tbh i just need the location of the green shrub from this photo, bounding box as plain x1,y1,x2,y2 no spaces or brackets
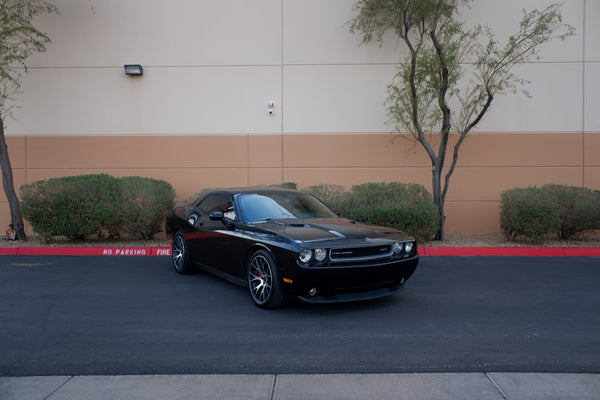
343,182,439,241
541,184,600,239
499,187,560,242
595,191,600,229
304,183,346,213
267,182,297,189
21,174,122,240
21,174,175,240
119,177,175,239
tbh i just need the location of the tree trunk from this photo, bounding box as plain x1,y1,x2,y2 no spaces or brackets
0,114,26,240
432,163,445,241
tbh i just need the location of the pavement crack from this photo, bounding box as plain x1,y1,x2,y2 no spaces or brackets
43,376,74,400
270,374,278,400
485,373,509,400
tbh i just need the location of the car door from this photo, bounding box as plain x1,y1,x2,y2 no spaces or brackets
187,193,241,276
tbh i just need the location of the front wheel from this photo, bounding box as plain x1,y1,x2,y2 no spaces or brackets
171,231,192,274
247,249,286,309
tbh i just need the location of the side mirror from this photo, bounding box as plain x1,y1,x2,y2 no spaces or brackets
209,211,224,221
185,207,202,226
187,214,199,226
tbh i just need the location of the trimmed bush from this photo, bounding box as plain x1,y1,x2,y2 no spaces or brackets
304,183,346,213
342,182,439,241
267,182,297,190
596,190,600,229
21,174,122,240
119,177,175,239
499,187,560,242
20,174,175,240
542,184,600,239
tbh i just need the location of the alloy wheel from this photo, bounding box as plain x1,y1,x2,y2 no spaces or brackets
248,253,273,305
171,232,191,274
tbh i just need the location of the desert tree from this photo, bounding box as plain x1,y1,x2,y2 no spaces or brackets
0,0,58,239
348,0,574,240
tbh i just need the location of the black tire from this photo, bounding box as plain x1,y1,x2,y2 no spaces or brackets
171,231,192,274
247,249,286,309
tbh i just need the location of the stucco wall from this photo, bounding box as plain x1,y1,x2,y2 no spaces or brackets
1,0,598,236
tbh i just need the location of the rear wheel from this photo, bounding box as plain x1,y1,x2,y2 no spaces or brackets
172,231,192,274
247,249,286,309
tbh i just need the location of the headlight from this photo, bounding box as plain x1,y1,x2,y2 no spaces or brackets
392,242,402,255
298,249,313,263
314,248,327,262
404,242,414,254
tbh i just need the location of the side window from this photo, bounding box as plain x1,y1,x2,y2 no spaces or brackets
197,194,236,220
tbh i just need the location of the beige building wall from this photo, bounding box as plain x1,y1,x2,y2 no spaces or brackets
1,0,598,236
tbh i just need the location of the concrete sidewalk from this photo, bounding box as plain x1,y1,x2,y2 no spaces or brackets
1,373,599,400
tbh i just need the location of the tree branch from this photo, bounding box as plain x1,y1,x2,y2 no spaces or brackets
442,91,493,204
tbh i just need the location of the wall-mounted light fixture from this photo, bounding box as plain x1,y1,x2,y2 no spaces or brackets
124,64,143,76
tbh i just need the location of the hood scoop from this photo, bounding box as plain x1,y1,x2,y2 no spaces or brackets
277,221,345,237
264,219,379,242
328,230,346,238
275,221,308,228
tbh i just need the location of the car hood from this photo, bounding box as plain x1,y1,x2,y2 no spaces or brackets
253,218,413,243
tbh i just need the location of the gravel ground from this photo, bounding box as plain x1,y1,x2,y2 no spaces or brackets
422,233,600,248
1,232,599,248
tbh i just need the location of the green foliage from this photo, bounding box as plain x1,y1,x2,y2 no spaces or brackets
349,0,574,240
119,177,175,239
500,185,600,242
349,1,574,140
21,174,122,240
595,190,600,229
267,182,297,189
304,183,346,212
342,182,439,241
499,187,560,242
20,174,175,240
542,184,600,240
0,0,58,114
0,1,59,241
306,182,440,241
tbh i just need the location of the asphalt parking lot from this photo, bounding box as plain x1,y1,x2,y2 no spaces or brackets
1,255,599,376
1,254,600,399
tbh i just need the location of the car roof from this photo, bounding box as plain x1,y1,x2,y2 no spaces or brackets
187,188,313,207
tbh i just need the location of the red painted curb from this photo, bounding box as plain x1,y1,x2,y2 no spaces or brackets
0,247,172,256
418,247,600,257
419,247,569,257
1,246,599,257
0,248,18,255
563,248,600,257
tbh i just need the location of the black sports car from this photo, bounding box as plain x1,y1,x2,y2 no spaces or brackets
166,189,419,308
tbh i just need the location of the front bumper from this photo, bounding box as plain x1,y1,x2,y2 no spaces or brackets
297,282,406,303
282,255,419,303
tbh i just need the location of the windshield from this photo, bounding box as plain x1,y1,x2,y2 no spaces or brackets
238,192,337,222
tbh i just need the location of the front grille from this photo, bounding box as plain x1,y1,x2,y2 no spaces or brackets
329,245,392,263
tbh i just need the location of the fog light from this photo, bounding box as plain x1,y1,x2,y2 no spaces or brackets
299,249,312,263
309,288,318,297
314,248,327,262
